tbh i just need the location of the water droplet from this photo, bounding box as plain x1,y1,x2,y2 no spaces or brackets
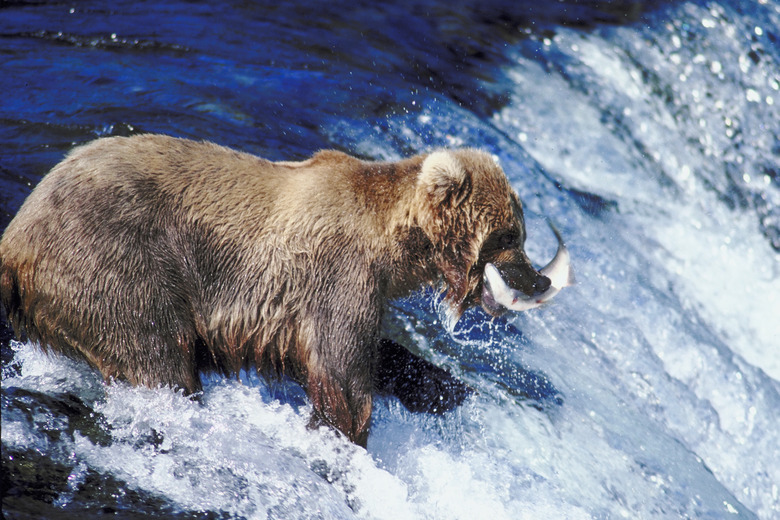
739,55,751,74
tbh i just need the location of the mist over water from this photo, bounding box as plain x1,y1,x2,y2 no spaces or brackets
2,1,778,519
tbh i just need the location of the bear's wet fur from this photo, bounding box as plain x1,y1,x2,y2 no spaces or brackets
0,135,549,446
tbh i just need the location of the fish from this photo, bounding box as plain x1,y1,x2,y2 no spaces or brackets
483,223,575,312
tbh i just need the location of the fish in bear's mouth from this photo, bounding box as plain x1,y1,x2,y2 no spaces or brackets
482,223,575,314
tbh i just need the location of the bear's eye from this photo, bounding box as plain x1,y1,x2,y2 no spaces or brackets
498,232,518,249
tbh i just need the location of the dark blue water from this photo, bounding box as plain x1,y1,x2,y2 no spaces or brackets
2,1,779,519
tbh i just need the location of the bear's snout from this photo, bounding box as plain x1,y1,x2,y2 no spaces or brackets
490,262,549,298
532,273,552,295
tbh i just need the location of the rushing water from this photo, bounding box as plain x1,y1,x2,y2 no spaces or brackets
1,1,779,519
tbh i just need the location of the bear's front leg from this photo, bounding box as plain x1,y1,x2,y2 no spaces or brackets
306,364,373,447
300,295,377,447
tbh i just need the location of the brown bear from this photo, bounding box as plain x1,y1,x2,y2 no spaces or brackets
0,134,553,446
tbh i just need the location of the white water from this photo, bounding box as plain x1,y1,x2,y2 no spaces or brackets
3,2,779,519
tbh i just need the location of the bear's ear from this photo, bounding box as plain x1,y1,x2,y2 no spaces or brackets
419,151,471,206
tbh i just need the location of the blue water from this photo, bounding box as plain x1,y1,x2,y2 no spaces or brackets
2,1,779,519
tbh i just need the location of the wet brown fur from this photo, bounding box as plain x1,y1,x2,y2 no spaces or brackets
0,135,547,446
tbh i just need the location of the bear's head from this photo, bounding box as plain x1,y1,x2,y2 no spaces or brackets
416,149,553,318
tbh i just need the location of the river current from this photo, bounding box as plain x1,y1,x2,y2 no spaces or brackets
1,1,778,519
